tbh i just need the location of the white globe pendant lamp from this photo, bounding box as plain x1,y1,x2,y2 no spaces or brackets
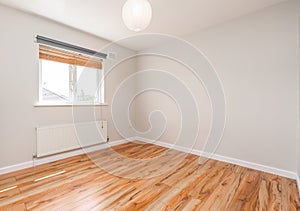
122,0,152,32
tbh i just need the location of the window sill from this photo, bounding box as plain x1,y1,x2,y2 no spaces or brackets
34,102,109,107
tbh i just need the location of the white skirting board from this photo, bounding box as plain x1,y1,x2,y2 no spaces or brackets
135,137,298,180
0,139,130,175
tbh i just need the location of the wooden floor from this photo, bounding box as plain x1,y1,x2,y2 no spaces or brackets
0,142,300,210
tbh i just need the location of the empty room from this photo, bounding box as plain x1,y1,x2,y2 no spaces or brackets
0,0,300,210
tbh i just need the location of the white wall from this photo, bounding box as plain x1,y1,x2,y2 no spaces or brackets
135,56,212,150
0,4,136,168
135,0,300,173
297,8,300,184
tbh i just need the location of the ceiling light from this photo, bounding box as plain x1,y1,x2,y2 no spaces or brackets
122,0,152,32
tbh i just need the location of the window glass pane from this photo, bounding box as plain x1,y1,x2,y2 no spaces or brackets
76,66,99,103
41,60,70,102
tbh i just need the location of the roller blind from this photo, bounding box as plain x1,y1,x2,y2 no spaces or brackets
39,45,103,69
36,35,107,59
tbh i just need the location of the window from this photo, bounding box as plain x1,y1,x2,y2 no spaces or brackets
38,45,104,105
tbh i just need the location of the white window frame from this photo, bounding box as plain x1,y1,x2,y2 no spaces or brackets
37,59,105,106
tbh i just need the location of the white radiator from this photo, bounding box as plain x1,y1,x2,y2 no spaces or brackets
36,121,107,157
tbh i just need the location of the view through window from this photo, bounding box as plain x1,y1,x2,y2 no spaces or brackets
39,45,103,104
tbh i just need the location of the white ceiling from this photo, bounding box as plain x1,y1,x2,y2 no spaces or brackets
0,0,287,44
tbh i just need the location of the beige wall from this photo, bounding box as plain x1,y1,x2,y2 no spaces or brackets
0,4,136,168
135,0,300,172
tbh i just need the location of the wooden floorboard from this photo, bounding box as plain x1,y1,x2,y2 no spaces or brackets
0,141,299,210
